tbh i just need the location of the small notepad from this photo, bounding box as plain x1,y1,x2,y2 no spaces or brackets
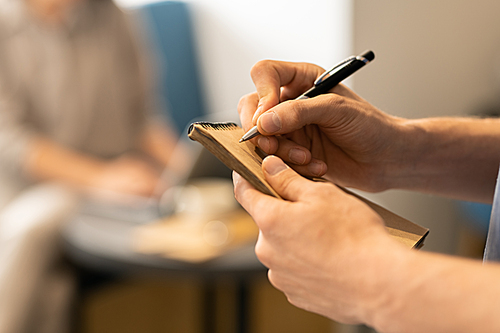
188,122,280,197
188,121,429,249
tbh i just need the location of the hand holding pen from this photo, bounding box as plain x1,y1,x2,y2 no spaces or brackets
235,51,407,187
240,51,375,142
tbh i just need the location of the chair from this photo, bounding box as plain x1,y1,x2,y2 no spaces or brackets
136,1,208,134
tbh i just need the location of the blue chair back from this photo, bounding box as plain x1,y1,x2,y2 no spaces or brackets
137,1,207,134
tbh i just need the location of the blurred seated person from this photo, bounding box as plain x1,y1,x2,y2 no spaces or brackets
0,0,185,331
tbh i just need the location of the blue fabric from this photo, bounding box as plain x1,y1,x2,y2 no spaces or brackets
457,200,492,235
483,167,500,262
139,1,207,134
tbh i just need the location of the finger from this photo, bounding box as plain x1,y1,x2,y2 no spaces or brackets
288,158,327,178
256,94,354,135
233,171,264,215
255,135,279,155
237,92,259,132
259,132,328,177
261,156,316,202
233,171,292,233
256,135,312,165
273,136,312,165
254,231,273,268
250,61,325,124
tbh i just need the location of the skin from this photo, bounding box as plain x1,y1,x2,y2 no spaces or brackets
26,0,82,26
25,125,180,197
234,59,500,332
22,0,183,197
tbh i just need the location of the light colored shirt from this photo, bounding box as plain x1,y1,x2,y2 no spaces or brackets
0,0,157,180
484,167,500,261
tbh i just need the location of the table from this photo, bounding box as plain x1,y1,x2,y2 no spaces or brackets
63,212,266,333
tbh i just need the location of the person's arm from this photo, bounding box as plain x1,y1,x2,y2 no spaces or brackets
138,122,190,178
234,156,500,333
24,136,102,187
390,117,500,202
239,60,500,203
25,137,161,197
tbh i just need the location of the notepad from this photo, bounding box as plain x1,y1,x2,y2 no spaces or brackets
188,121,429,249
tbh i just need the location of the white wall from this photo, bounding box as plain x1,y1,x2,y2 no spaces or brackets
353,0,500,254
115,0,353,118
353,0,500,119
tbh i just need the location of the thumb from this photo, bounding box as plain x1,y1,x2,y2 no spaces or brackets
262,155,313,202
251,94,279,125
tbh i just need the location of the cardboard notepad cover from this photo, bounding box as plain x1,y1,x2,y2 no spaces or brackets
188,122,429,249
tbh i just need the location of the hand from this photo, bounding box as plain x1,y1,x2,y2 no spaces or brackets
238,60,407,192
233,155,409,325
90,156,163,197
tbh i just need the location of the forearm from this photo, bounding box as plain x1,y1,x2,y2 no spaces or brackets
139,123,190,176
371,250,500,333
139,123,177,166
390,117,500,203
24,137,103,187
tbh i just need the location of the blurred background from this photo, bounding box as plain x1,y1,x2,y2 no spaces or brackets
1,0,500,332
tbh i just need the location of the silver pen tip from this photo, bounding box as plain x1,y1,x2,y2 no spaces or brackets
239,126,259,143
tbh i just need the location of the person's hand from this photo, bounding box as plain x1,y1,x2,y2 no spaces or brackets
238,60,407,192
233,155,411,325
90,156,163,197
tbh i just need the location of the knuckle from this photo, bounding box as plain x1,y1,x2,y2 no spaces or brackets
249,200,276,233
255,238,273,267
250,59,274,77
232,175,245,202
254,212,274,234
267,270,284,290
233,184,242,202
286,296,315,315
237,93,256,115
286,295,304,309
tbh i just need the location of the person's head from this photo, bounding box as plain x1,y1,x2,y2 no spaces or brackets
25,0,83,25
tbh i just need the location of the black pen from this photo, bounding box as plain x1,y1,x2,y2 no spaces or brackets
239,50,375,143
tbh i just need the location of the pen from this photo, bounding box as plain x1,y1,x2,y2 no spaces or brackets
239,50,375,143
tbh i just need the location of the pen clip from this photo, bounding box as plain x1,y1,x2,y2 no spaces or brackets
314,56,356,86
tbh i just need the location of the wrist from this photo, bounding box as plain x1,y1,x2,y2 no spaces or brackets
380,118,434,191
362,243,419,331
369,117,421,191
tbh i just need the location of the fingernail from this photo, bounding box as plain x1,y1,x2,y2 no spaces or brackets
252,105,264,124
288,148,307,164
232,171,241,182
308,161,325,176
257,136,271,153
264,156,288,176
259,112,281,134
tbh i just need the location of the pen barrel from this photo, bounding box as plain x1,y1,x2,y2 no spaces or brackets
303,59,367,98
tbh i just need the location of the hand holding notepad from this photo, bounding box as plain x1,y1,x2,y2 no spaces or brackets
188,121,428,249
